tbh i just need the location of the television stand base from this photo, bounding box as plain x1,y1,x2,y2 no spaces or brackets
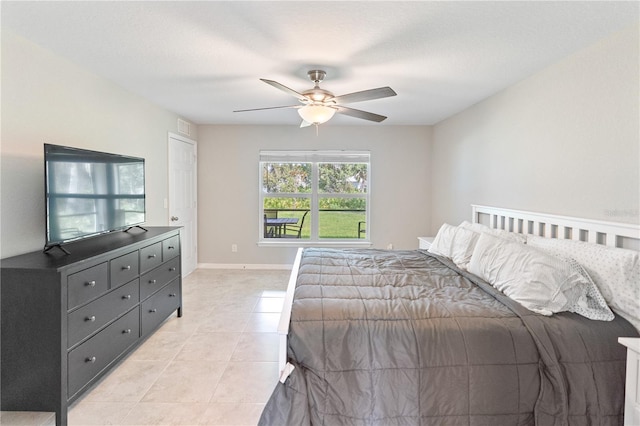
125,225,148,233
43,244,71,255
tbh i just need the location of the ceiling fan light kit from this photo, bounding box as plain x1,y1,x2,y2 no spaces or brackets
298,104,336,125
234,69,396,128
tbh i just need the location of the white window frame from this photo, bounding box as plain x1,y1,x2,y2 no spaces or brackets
258,150,372,247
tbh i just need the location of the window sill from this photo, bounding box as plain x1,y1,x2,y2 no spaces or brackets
257,240,373,248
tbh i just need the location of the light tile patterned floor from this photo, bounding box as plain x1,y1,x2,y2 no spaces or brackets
0,269,290,426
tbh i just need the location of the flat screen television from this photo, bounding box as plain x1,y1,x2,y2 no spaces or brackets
44,144,146,251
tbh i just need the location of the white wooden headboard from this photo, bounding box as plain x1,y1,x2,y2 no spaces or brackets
472,205,640,251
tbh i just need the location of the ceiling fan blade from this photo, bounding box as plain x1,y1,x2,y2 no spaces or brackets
233,105,300,113
260,79,306,100
335,105,387,122
330,87,397,105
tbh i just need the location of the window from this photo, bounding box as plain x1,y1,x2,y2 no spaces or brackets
259,151,370,245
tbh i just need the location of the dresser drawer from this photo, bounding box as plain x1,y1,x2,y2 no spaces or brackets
67,307,139,397
140,257,180,300
162,235,180,261
141,278,181,336
140,242,162,274
110,251,138,288
67,262,109,310
67,279,140,348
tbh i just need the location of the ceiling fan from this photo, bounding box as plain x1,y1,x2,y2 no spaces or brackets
234,70,397,128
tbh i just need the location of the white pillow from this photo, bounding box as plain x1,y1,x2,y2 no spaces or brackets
460,221,527,244
449,226,480,270
428,224,481,270
468,232,599,317
427,223,457,258
459,221,490,234
527,236,639,329
562,256,614,322
431,221,526,270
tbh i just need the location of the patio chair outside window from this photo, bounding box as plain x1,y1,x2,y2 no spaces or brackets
358,221,366,238
264,210,278,238
281,210,309,239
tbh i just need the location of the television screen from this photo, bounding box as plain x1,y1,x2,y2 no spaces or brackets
44,144,145,247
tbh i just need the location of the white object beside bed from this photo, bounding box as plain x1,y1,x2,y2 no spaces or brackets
418,236,434,249
619,337,640,426
278,205,640,373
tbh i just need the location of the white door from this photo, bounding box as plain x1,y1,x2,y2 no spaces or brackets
168,133,197,277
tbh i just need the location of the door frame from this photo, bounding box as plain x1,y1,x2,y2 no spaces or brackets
168,132,197,277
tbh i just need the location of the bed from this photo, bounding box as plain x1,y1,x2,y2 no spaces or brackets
259,205,640,425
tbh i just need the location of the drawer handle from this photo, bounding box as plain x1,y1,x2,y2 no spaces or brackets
169,293,177,297
123,294,131,300
168,246,175,250
85,356,96,363
123,329,132,334
85,280,96,287
169,267,176,272
149,309,157,313
148,254,157,258
149,279,157,284
122,265,131,271
86,316,96,322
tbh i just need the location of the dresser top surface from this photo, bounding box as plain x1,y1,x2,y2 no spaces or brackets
1,227,180,271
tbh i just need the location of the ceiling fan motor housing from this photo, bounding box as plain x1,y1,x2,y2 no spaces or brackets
303,87,334,103
303,70,334,103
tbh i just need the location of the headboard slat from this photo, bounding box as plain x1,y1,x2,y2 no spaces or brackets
571,230,581,241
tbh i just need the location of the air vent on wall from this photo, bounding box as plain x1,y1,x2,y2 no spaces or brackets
177,119,191,136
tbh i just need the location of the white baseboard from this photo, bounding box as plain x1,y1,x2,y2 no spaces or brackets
197,263,293,270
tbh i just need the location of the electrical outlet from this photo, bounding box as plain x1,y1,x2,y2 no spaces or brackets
231,244,238,252
387,243,393,250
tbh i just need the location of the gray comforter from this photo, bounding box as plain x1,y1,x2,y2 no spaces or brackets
259,248,638,426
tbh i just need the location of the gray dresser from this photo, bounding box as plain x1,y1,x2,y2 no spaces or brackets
1,227,182,426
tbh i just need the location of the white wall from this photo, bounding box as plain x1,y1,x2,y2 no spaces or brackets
4,22,636,265
0,29,195,258
197,125,432,266
431,24,639,231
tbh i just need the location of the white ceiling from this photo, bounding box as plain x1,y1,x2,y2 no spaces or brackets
2,1,637,126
